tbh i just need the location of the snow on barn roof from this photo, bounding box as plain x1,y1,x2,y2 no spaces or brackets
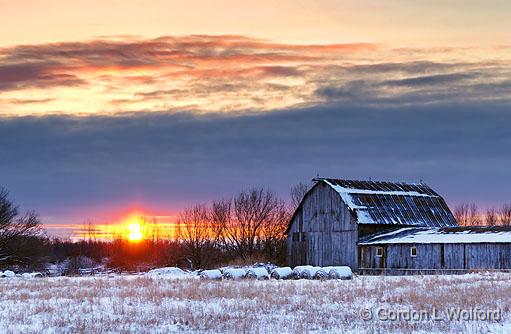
318,178,457,227
358,226,511,245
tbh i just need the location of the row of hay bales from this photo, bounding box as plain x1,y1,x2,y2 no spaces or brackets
289,265,352,280
200,267,271,280
0,271,43,278
199,265,352,280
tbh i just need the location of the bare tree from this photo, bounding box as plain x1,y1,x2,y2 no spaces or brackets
210,198,231,252
499,204,511,226
214,188,288,259
485,208,498,226
454,203,480,226
290,182,310,210
80,220,99,241
140,216,166,242
176,204,215,269
257,200,290,261
0,187,43,265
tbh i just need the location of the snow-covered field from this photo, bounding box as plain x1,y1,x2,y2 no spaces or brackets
1,272,510,333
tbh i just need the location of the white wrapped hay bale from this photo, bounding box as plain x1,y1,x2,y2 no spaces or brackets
313,267,333,280
200,269,223,280
1,270,15,278
300,266,322,279
222,268,247,280
270,267,293,280
292,265,313,279
21,272,43,279
329,266,353,280
246,267,269,280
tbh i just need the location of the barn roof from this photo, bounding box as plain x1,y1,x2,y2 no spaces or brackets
358,226,511,245
318,178,457,227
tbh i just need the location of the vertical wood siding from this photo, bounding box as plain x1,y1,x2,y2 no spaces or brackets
287,183,358,268
359,243,511,274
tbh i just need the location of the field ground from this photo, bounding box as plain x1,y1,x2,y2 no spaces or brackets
0,273,510,333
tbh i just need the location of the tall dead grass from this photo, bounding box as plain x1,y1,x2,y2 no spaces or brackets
0,273,509,333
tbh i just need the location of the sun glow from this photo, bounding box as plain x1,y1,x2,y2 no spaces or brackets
127,222,143,242
122,213,146,242
71,210,180,241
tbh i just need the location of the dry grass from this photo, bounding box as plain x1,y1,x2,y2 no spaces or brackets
0,273,510,333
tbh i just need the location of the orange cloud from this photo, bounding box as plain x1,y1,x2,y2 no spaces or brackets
1,35,509,116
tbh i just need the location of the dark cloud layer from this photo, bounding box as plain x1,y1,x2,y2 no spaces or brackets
1,101,511,221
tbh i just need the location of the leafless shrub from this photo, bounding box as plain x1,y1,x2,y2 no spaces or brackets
290,182,310,210
0,187,44,266
454,203,480,226
485,207,498,226
499,204,511,226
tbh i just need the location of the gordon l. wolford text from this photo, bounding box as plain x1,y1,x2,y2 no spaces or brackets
360,306,502,322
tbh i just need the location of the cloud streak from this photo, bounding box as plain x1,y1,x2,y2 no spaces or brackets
1,35,510,116
0,62,85,91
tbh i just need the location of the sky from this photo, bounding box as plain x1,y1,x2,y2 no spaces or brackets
1,0,510,238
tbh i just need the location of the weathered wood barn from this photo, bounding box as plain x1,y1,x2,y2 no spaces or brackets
358,226,511,274
286,178,511,273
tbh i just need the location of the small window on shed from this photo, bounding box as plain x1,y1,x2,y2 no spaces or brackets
410,247,417,257
292,232,299,242
376,247,384,257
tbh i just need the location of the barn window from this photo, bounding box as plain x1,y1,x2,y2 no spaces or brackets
292,232,299,242
376,247,384,257
410,247,417,257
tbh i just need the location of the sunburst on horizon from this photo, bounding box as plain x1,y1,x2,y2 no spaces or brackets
127,221,143,242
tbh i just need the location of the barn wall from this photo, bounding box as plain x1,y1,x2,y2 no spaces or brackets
359,243,511,274
287,182,358,268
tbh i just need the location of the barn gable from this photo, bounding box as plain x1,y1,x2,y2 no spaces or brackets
286,181,358,267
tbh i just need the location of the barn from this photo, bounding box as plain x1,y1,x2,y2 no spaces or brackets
358,226,511,274
286,177,511,273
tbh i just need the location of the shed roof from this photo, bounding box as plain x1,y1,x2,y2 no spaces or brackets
319,178,457,227
358,226,511,245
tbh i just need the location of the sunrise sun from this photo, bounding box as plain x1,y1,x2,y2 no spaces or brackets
127,221,143,242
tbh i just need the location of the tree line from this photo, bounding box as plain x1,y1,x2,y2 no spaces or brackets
7,181,509,273
0,184,310,272
454,203,511,226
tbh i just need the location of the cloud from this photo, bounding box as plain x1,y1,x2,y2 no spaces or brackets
0,35,367,75
3,35,509,116
0,98,54,105
0,35,382,115
2,101,511,226
0,62,85,91
382,72,478,87
313,61,511,106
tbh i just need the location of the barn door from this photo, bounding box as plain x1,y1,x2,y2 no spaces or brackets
300,233,307,265
290,232,308,266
